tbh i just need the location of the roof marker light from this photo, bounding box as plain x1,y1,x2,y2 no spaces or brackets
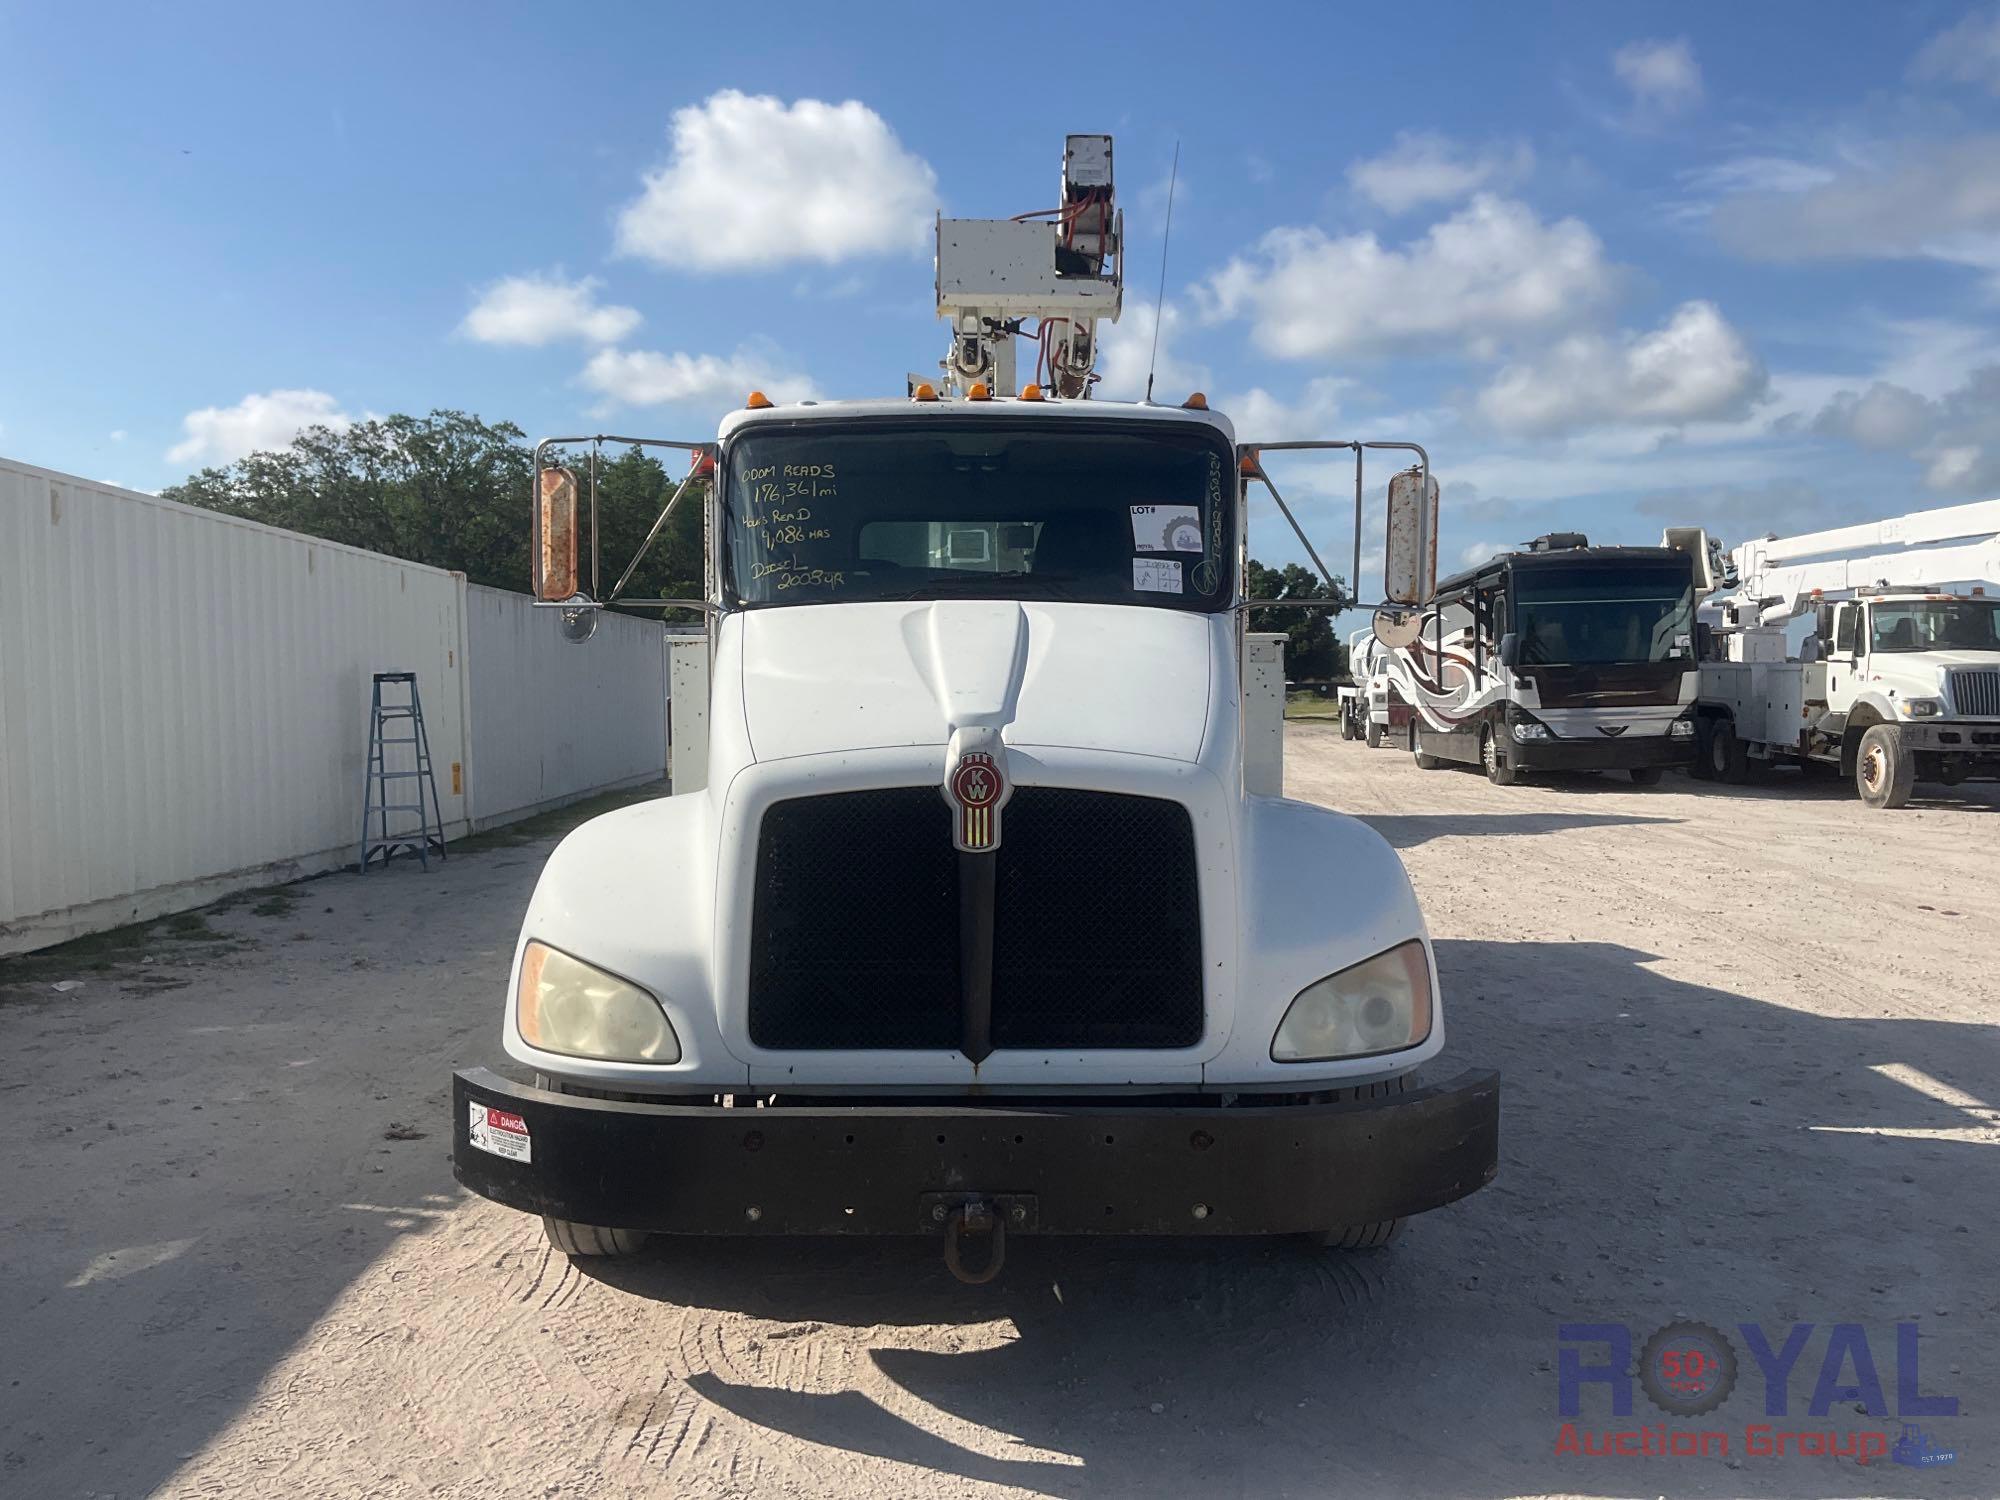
745,390,774,409
967,382,991,401
1183,392,1208,410
912,382,939,402
1019,382,1043,401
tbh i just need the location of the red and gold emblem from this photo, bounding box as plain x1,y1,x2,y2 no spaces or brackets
943,736,1012,852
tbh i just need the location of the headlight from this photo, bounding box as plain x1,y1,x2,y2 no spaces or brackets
1670,718,1696,738
1899,698,1944,718
516,941,681,1063
1511,722,1549,742
1271,940,1433,1062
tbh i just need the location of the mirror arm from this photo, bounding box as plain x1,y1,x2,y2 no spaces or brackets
608,449,715,604
1249,469,1341,596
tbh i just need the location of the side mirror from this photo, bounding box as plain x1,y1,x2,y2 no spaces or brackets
537,466,582,603
1383,466,1439,605
1498,632,1520,668
1372,606,1423,650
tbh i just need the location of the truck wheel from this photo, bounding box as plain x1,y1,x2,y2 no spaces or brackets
542,1217,648,1258
1307,1076,1407,1251
1365,719,1383,750
1628,767,1663,786
1311,1219,1406,1251
1482,727,1518,786
1412,723,1443,770
1855,724,1914,809
1706,717,1747,784
1341,708,1358,741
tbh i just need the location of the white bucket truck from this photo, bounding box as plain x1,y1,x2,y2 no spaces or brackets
451,137,1498,1277
1690,502,2000,807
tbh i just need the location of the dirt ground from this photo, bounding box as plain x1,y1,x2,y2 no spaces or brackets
4,737,1996,1499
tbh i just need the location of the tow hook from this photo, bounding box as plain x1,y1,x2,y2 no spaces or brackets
941,1201,1006,1284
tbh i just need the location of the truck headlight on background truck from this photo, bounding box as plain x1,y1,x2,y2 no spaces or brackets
1271,940,1433,1062
516,942,681,1063
1670,716,1696,738
1899,698,1944,718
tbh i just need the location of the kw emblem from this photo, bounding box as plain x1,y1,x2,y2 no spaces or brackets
943,738,1012,852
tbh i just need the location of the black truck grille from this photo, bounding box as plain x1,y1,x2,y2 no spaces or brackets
748,786,1203,1051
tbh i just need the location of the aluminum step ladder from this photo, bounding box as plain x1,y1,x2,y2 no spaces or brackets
357,672,447,871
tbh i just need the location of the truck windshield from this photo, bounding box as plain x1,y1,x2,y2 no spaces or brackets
1514,561,1694,666
1870,599,2000,653
721,419,1235,612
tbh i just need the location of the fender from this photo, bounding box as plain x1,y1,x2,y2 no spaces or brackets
1204,795,1446,1086
503,793,743,1089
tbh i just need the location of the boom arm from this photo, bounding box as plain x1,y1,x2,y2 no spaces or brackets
1713,499,2000,625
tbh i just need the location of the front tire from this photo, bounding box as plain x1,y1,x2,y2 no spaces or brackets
1412,721,1444,770
1365,719,1383,750
1856,724,1914,809
1307,1076,1408,1250
1482,726,1518,786
542,1217,648,1258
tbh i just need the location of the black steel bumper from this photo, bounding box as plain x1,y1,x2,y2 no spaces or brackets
451,1066,1499,1236
1513,732,1694,772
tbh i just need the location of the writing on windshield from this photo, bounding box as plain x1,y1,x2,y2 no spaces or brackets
722,421,1234,612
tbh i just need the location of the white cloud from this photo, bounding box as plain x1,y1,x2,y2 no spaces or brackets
1911,6,2000,95
1476,302,1768,435
1810,381,1934,449
579,346,818,410
1219,377,1352,444
1613,38,1703,115
615,90,937,272
1200,195,1618,359
108,429,127,443
1805,362,2000,495
1707,136,2000,273
1094,300,1211,402
166,389,351,466
1347,132,1534,214
460,272,640,346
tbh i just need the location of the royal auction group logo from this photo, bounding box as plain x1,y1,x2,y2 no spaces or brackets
1556,1320,1958,1468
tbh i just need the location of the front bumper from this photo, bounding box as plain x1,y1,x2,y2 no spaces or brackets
1901,720,2000,755
451,1066,1500,1235
1512,732,1692,772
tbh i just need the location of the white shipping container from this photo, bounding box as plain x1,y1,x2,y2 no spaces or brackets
0,458,671,956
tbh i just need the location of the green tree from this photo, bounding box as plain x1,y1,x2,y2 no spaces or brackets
162,412,709,615
1245,558,1348,680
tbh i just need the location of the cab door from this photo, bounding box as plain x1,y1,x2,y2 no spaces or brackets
1828,602,1864,707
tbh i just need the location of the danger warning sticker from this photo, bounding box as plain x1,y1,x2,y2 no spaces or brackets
467,1100,532,1163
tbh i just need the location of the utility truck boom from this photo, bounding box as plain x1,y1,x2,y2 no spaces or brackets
449,135,1498,1279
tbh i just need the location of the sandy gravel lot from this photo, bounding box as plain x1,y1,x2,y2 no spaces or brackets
3,736,1995,1498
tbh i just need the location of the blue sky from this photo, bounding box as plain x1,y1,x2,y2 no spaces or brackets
5,0,1999,595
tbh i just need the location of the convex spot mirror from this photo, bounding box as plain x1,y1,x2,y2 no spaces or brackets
1383,466,1439,606
1373,607,1423,651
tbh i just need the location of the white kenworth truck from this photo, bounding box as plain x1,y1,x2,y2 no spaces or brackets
1374,533,1704,786
450,136,1498,1278
1691,500,2000,807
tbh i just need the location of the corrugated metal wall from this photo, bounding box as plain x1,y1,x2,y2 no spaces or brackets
0,458,668,955
463,583,667,827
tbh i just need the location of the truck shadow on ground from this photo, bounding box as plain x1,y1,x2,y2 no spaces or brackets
584,938,1999,1499
1362,812,1680,848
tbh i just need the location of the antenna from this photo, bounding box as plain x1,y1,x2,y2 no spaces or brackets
1143,140,1180,405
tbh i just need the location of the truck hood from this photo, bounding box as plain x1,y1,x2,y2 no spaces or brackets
737,600,1214,763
